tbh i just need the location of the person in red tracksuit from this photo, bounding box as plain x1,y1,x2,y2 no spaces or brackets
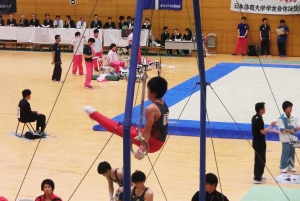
232,16,249,56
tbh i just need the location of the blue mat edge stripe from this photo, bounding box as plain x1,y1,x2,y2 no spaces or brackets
93,62,300,140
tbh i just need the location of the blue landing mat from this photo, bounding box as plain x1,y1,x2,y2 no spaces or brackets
93,62,300,140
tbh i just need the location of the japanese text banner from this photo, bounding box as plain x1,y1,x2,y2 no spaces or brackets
230,0,300,15
144,0,182,10
0,0,16,14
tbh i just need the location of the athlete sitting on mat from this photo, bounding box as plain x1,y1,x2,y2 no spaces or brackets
118,170,153,201
97,161,124,201
83,76,169,159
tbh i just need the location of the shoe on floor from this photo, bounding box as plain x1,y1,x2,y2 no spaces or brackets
280,168,287,173
242,54,244,56
84,86,93,89
56,80,64,83
253,179,265,184
287,165,296,172
267,55,272,58
232,53,237,56
72,74,76,76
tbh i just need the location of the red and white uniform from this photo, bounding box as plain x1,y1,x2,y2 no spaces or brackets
70,36,86,75
92,36,103,70
107,49,125,73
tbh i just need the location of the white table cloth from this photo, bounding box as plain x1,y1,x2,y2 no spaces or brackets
0,27,17,40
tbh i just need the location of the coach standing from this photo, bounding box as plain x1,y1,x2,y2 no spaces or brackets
252,102,277,184
51,35,63,82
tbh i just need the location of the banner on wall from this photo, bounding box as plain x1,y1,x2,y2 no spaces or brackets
144,0,182,10
230,0,300,15
0,0,17,14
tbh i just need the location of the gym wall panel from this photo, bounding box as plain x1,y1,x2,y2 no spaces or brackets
202,1,231,8
292,45,300,56
221,31,228,43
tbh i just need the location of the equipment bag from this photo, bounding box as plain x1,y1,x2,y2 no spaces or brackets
248,45,260,56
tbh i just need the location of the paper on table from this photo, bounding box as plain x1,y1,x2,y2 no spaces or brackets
276,28,285,35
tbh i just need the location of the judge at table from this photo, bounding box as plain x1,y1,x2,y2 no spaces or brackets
90,14,102,29
43,13,53,28
182,28,193,55
53,15,64,28
170,28,182,55
29,14,40,27
142,18,151,30
103,17,116,29
19,15,29,27
118,15,129,29
6,15,17,26
76,17,87,29
161,26,172,55
0,15,5,26
64,15,75,28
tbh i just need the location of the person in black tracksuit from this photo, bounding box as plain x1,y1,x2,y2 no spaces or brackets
251,102,277,184
260,18,271,57
191,173,229,201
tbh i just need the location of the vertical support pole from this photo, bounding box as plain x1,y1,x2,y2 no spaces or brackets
122,0,144,201
192,0,207,200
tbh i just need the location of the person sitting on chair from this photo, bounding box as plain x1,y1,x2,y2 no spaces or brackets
182,28,193,55
103,17,116,29
118,170,153,201
118,15,129,29
161,26,172,55
97,161,124,201
35,179,62,201
19,15,29,27
170,28,182,55
107,43,126,74
18,89,46,135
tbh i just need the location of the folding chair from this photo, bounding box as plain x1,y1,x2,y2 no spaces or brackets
100,56,116,74
15,106,35,138
207,33,217,54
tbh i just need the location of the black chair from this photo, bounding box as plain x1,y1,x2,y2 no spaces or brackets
15,106,35,138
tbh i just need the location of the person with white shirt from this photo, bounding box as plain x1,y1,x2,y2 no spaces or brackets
92,29,103,72
278,101,300,173
53,15,63,28
70,32,87,76
76,17,86,29
127,29,133,55
107,43,125,74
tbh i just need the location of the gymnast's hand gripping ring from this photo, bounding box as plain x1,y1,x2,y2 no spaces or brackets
130,135,149,157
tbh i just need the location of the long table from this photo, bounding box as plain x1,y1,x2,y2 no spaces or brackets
0,27,149,46
165,40,198,50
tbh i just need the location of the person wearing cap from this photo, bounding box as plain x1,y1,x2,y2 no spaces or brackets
35,179,62,201
232,16,249,56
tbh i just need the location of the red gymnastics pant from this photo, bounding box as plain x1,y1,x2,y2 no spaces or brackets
72,55,83,74
93,52,103,70
109,61,125,74
234,37,248,55
83,106,164,153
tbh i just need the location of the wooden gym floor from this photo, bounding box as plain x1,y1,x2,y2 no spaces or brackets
0,50,300,201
